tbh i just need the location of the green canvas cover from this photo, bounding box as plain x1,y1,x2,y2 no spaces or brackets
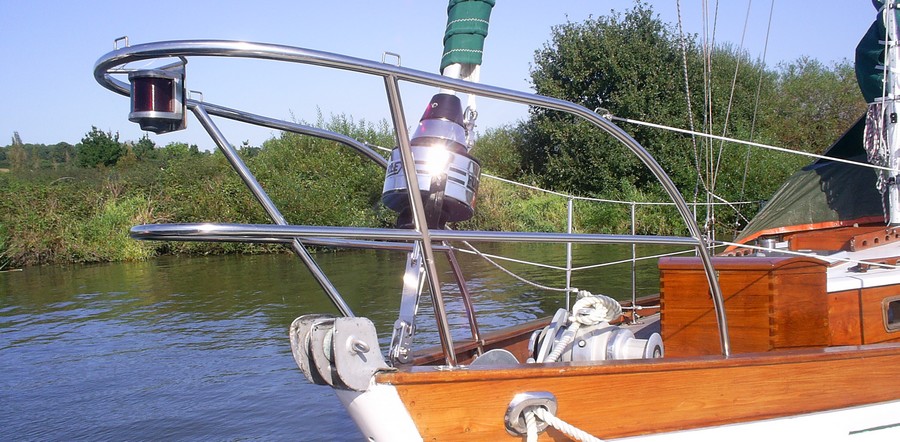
734,116,886,244
441,0,495,71
856,1,888,103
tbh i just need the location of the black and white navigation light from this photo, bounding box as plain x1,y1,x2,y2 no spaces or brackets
381,93,481,229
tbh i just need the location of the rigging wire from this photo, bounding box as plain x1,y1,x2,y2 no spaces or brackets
701,0,713,199
711,0,754,192
700,0,721,244
675,0,704,202
610,114,895,172
739,0,776,201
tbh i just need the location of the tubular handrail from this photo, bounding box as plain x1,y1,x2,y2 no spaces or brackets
130,222,702,246
95,39,731,357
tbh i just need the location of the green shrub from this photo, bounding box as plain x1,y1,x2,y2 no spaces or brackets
0,222,9,271
68,196,156,262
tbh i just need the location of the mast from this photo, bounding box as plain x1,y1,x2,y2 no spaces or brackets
857,1,900,225
884,3,900,225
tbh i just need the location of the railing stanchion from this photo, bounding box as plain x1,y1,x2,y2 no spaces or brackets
566,198,574,309
631,202,637,320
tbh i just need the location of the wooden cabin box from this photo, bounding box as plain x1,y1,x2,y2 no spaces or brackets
658,256,829,357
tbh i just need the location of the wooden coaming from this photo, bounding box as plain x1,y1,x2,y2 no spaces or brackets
822,286,900,346
377,344,900,440
827,289,863,345
784,225,885,252
658,256,828,356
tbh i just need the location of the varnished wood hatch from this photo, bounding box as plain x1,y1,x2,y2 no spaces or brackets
659,254,900,358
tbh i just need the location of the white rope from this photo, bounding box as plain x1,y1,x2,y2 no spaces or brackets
570,247,697,272
483,164,757,206
525,409,538,442
541,322,575,363
572,291,623,325
460,240,576,293
368,142,760,206
528,407,605,442
543,292,621,362
453,246,570,271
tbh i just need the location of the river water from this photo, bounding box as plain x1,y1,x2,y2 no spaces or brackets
0,244,667,440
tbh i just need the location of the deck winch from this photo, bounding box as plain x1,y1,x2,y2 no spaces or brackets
381,93,481,228
530,292,663,363
128,67,186,134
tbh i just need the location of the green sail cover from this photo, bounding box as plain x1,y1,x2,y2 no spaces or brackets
735,116,886,245
856,0,900,103
441,0,495,71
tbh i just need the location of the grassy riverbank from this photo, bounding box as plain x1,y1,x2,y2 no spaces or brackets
0,116,701,270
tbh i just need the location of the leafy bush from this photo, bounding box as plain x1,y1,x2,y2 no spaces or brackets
0,222,9,271
68,196,156,262
77,127,124,168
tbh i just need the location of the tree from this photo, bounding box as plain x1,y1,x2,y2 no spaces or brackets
765,58,866,153
49,142,76,167
473,125,523,179
161,141,201,159
133,134,156,161
518,1,858,209
521,2,724,195
239,140,261,158
77,127,123,168
8,131,27,171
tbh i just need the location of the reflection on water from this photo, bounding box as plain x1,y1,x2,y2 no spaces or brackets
0,243,673,440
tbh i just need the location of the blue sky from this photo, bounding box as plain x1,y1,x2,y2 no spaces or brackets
0,1,877,149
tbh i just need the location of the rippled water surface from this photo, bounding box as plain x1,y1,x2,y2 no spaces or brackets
1,244,665,440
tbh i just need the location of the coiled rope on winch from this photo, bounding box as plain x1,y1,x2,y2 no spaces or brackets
542,291,622,363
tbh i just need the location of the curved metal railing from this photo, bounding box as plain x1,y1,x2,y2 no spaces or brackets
94,39,732,359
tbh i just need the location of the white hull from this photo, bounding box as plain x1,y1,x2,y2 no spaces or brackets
339,385,900,442
619,400,900,441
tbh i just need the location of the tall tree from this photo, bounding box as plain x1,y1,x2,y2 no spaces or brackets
8,131,27,171
521,2,753,196
519,1,855,207
765,58,866,153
